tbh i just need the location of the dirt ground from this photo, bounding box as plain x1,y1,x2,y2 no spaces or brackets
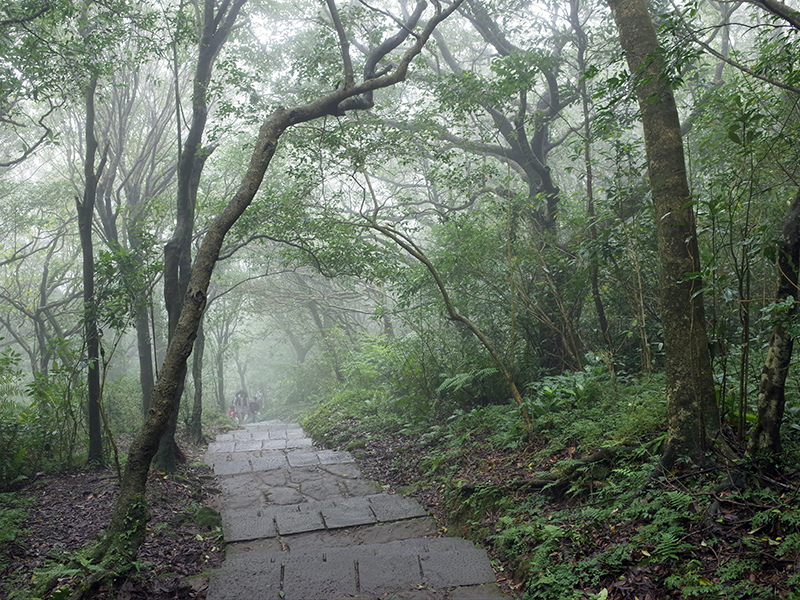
0,438,225,600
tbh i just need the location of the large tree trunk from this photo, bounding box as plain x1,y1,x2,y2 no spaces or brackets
607,0,720,464
76,77,105,467
747,189,800,462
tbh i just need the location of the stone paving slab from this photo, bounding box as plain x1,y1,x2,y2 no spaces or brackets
368,493,428,521
234,440,264,452
205,421,504,600
206,441,237,453
250,454,290,471
320,497,377,530
206,449,353,475
287,451,325,467
212,459,253,477
204,438,315,465
273,504,326,535
222,494,430,542
223,511,279,541
212,466,377,512
227,518,440,554
207,537,496,600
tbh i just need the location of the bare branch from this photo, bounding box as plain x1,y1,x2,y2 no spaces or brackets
0,102,59,168
670,0,800,95
746,0,800,30
336,0,431,114
326,0,355,88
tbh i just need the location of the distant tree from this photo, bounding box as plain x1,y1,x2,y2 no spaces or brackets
93,61,177,418
76,73,107,466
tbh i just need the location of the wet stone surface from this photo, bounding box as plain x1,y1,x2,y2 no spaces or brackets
205,420,505,600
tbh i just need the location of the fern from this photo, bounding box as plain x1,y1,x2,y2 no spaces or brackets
664,490,694,511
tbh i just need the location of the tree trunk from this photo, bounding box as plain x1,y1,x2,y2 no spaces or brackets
747,188,800,462
308,301,346,383
607,0,720,464
190,315,205,443
76,77,105,467
134,293,155,415
155,0,245,471
235,349,248,395
570,0,613,356
215,346,226,412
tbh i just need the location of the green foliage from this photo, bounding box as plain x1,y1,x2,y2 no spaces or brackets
304,338,800,600
523,364,604,418
0,347,86,486
532,374,666,455
102,374,143,435
300,327,522,448
0,492,30,545
94,246,160,331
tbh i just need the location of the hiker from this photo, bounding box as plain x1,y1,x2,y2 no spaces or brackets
249,390,263,421
233,389,248,412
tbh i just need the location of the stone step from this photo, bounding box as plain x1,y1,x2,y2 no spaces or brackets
208,449,355,476
206,536,497,600
204,421,507,600
211,423,305,442
222,493,428,541
206,436,314,455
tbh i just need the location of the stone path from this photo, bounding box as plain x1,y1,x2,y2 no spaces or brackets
205,420,505,600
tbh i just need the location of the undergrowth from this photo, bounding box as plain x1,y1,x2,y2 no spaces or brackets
302,368,800,599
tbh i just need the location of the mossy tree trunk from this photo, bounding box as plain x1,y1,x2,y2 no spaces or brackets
607,0,720,464
748,189,800,463
190,315,206,443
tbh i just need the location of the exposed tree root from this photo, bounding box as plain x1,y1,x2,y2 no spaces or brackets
457,445,635,499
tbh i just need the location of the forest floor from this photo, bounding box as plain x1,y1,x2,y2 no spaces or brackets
333,420,800,600
0,431,226,600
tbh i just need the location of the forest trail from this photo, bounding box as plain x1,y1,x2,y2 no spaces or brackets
204,420,505,600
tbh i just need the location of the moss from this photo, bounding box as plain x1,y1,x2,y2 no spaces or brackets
193,506,222,528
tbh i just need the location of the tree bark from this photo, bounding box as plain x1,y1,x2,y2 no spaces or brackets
215,344,226,412
76,77,106,467
190,314,205,443
155,0,245,470
134,291,155,415
607,0,720,464
747,189,800,461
